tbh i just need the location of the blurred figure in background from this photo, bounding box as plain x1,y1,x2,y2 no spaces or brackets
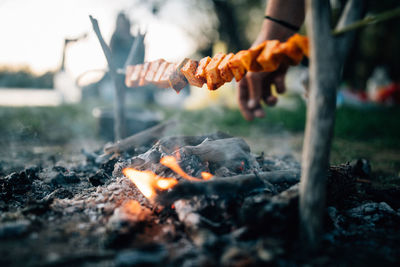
110,12,135,69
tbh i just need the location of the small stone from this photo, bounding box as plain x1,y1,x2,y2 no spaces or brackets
115,245,167,267
2,171,32,195
89,170,110,186
42,170,80,186
0,220,31,239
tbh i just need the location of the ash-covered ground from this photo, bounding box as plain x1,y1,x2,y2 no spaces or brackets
1,131,400,267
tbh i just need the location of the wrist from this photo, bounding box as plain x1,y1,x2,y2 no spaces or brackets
253,20,297,46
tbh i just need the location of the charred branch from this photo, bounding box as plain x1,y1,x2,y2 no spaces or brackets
157,170,300,205
104,120,177,155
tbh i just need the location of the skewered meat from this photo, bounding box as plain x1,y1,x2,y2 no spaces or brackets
195,56,211,82
227,51,248,82
218,53,234,82
144,59,165,84
138,62,150,86
125,33,309,92
257,40,281,72
205,53,226,90
181,59,205,88
153,61,168,86
169,59,189,92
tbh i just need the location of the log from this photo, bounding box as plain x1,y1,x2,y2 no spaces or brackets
157,170,300,205
300,0,364,250
156,131,232,154
104,120,177,155
180,137,258,171
89,15,126,140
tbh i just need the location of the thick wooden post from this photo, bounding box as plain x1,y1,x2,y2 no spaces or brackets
300,0,338,249
300,0,364,249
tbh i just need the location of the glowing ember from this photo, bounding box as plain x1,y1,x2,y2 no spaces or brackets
201,172,213,180
160,156,203,182
156,178,178,189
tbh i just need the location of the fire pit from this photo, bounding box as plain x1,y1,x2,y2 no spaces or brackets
1,123,400,266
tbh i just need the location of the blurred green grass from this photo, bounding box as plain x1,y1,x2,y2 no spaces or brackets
166,97,400,175
0,105,96,144
0,97,399,176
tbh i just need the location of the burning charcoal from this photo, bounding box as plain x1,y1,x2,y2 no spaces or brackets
255,239,284,264
365,187,400,209
157,172,277,205
174,199,219,248
100,157,118,176
40,169,80,186
327,164,358,206
52,165,67,172
42,188,73,201
89,170,111,186
22,198,53,215
350,158,371,178
24,166,41,181
0,220,31,239
115,244,167,267
345,202,399,224
220,246,256,267
51,172,80,186
1,171,32,196
239,184,299,237
0,161,4,177
106,200,154,248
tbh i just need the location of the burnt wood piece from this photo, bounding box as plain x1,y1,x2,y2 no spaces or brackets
156,170,300,205
104,120,177,155
300,0,364,250
180,137,259,171
156,131,232,154
173,199,219,248
240,184,300,238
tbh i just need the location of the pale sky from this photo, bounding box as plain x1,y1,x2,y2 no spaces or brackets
0,0,204,80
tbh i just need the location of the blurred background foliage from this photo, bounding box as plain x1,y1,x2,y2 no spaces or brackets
0,0,399,179
0,66,54,88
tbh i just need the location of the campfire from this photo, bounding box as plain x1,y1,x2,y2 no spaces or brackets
1,121,400,266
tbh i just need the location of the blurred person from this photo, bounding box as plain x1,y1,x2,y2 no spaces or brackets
238,0,305,120
110,12,135,68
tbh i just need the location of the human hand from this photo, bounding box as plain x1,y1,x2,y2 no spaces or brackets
237,65,287,120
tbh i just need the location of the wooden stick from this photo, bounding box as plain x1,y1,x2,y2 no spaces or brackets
89,15,126,141
104,120,177,155
300,0,363,250
157,170,300,205
333,6,400,36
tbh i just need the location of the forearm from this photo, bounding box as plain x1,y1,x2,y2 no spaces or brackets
254,0,305,45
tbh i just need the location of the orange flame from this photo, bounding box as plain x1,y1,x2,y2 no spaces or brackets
160,156,203,182
123,155,214,200
122,168,177,199
201,172,213,180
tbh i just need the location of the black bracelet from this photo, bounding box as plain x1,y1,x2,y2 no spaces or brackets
264,15,300,32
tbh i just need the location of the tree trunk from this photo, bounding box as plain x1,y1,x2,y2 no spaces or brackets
300,0,364,250
300,0,338,250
